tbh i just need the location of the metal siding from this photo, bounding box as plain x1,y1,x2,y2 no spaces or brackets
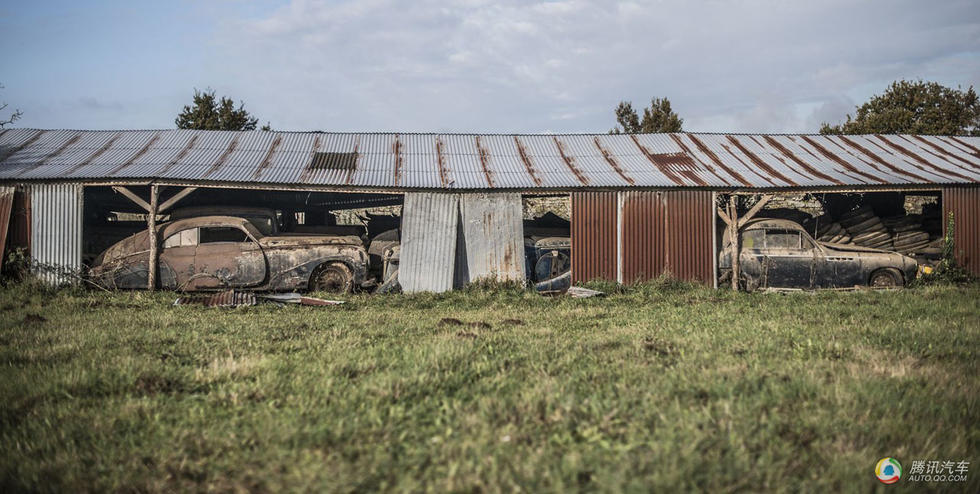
29,183,83,285
0,186,12,262
943,186,980,276
571,191,617,283
621,190,667,283
400,192,459,293
3,128,980,189
459,193,526,283
665,190,713,282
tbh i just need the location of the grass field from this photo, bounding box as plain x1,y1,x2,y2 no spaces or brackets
1,280,978,492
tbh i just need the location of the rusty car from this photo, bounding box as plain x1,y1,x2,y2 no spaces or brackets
719,218,918,290
90,215,370,293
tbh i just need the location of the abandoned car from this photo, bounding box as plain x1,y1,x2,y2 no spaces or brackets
90,215,370,293
719,218,918,290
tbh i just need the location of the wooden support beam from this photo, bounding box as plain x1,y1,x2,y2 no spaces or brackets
737,194,773,228
111,186,151,212
717,207,732,226
158,187,198,213
729,196,739,292
147,185,159,291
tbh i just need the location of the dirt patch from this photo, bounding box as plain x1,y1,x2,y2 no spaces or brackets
468,321,492,330
23,313,46,324
134,373,185,395
456,330,478,339
501,319,525,326
438,318,464,327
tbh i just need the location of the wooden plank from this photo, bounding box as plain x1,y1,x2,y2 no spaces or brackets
147,185,159,291
111,186,151,212
158,187,198,213
737,194,773,228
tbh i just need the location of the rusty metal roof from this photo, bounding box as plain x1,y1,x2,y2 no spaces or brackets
1,129,978,189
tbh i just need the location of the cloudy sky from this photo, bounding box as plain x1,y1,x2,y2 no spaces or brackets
3,0,979,133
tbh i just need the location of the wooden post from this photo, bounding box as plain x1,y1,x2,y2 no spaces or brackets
147,185,159,291
729,195,739,291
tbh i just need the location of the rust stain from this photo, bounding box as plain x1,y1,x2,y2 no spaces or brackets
201,135,241,178
393,134,403,187
64,132,124,176
907,135,980,171
251,135,284,180
797,136,885,184
0,129,45,163
592,136,634,185
553,136,589,186
718,143,778,187
837,136,930,182
513,136,543,186
15,134,81,177
157,135,200,175
673,134,745,186
629,134,687,186
475,136,496,188
761,136,843,185
434,136,449,187
298,135,323,183
874,135,975,183
345,138,360,185
949,136,980,157
109,132,161,175
725,136,797,186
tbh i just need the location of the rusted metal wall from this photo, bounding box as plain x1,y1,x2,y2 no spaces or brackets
621,191,666,283
571,191,617,283
0,186,13,263
665,190,714,282
399,192,459,293
618,190,713,283
29,183,83,284
458,193,525,284
943,186,980,276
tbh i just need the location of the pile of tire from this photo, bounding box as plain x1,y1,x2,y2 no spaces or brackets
882,215,936,254
813,218,851,244
838,205,893,249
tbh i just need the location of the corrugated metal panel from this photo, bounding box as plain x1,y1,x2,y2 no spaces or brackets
399,192,459,293
29,183,83,285
621,190,666,283
0,186,13,263
571,191,617,283
943,186,980,276
665,190,713,282
458,193,525,284
6,186,30,254
3,128,980,189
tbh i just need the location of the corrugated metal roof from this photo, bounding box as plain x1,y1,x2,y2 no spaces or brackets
1,129,978,189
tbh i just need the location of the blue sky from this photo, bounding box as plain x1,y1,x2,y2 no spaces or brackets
2,0,979,133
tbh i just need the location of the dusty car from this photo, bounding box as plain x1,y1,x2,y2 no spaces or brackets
90,215,370,293
719,218,917,290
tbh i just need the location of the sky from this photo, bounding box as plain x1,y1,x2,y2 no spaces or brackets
2,0,979,134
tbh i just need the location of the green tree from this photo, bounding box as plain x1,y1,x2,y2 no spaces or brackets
820,80,980,135
611,97,683,133
1,83,23,128
175,89,264,131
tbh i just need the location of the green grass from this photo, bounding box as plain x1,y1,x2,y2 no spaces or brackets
1,280,978,492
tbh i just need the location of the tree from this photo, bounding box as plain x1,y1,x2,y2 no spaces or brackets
611,97,683,133
175,89,265,131
1,83,23,128
820,80,980,136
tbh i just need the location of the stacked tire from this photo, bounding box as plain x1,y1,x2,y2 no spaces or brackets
838,205,893,249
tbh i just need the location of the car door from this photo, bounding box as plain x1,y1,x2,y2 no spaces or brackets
159,227,199,289
190,226,268,289
760,229,814,288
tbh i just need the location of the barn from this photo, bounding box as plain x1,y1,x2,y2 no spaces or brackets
0,128,978,291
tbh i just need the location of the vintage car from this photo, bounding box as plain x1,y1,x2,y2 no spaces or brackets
90,215,370,293
719,218,917,290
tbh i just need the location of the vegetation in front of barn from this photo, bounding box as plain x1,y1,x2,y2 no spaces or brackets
1,279,977,492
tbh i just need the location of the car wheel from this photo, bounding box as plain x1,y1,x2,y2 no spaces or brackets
310,262,353,293
869,269,903,288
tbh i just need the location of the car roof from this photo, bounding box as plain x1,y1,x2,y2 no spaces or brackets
161,215,261,237
741,218,805,230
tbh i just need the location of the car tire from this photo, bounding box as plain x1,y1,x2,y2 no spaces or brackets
869,268,903,288
310,262,354,293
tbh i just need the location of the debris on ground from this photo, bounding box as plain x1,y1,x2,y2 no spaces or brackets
174,290,344,308
566,286,605,298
